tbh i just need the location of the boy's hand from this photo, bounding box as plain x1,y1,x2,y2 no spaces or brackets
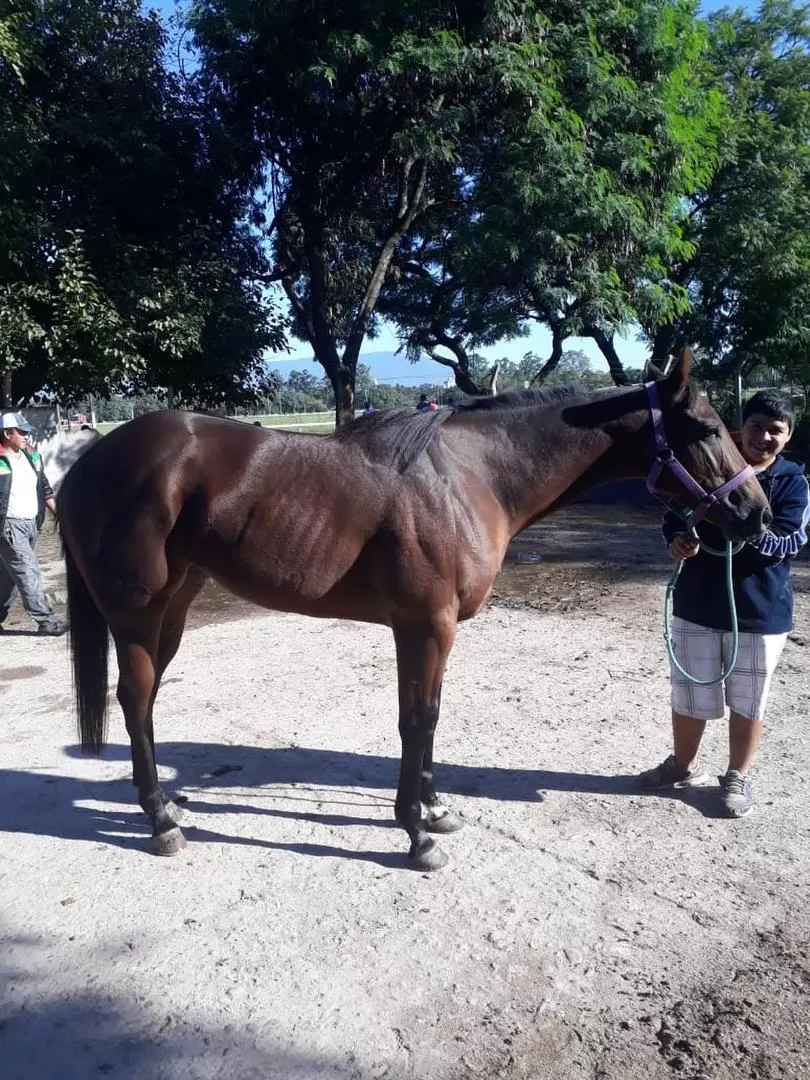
669,533,700,560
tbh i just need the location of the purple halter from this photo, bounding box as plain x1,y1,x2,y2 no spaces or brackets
644,381,755,528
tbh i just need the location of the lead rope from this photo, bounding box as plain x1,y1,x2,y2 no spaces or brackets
664,519,745,686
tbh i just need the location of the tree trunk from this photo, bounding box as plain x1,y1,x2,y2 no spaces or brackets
423,346,484,396
329,362,355,427
584,326,629,386
531,327,564,385
1,371,11,409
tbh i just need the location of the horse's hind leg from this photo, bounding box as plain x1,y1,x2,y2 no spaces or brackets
420,683,463,836
114,617,186,856
393,616,457,871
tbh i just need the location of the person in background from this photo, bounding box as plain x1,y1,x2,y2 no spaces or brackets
364,402,376,415
640,389,809,817
0,412,67,635
416,394,430,413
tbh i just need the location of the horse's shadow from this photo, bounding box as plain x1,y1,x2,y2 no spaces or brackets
0,742,725,867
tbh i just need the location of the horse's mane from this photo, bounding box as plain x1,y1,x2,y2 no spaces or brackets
330,406,454,473
450,383,598,414
329,379,694,474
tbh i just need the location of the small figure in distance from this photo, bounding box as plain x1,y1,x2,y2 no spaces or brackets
0,412,67,635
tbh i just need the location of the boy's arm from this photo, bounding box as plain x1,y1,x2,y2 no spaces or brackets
748,473,810,560
662,509,686,545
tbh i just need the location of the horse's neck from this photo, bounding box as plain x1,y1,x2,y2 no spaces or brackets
485,391,647,535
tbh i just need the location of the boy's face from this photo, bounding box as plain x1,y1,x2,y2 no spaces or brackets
740,411,792,469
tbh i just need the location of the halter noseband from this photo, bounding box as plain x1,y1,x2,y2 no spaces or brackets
644,381,755,528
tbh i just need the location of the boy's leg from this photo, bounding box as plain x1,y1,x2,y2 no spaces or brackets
728,712,764,777
640,618,724,788
672,711,708,770
721,631,787,817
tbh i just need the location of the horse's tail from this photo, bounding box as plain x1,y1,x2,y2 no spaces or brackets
64,542,109,754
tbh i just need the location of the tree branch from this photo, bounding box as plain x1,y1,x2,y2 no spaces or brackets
531,324,565,385
582,325,630,386
343,158,430,368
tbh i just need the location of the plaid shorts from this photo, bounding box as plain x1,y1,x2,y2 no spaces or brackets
670,616,787,722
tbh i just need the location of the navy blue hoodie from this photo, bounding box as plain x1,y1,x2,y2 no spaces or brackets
663,455,810,634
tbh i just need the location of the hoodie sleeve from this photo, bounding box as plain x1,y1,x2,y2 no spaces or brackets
662,509,687,545
747,471,810,560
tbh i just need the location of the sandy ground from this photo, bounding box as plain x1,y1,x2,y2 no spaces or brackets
1,506,809,1080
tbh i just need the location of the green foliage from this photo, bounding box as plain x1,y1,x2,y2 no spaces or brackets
653,0,810,380
494,351,613,392
0,0,285,408
381,0,725,388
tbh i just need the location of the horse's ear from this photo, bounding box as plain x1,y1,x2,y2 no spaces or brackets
662,346,693,402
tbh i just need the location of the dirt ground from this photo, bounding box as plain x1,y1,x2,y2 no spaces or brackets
1,504,809,1080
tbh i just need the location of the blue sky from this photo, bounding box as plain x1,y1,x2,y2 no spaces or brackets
150,0,759,376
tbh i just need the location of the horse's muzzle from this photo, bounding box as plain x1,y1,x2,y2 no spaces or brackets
725,501,772,541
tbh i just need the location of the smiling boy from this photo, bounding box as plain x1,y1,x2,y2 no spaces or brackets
640,389,810,817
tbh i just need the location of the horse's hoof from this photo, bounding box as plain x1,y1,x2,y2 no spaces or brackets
152,827,187,857
164,800,185,824
425,807,463,834
408,841,449,872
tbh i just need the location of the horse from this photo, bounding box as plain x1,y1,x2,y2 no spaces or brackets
57,349,771,871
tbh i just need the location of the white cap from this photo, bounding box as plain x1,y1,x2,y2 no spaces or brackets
0,412,32,432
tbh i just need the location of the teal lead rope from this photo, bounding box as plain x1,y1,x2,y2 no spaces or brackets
664,516,745,687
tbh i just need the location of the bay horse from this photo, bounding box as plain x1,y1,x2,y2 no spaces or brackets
58,349,770,870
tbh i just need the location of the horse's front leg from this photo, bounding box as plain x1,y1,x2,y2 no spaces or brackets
393,616,457,871
420,688,464,835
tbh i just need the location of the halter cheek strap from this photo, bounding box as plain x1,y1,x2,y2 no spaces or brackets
644,382,756,527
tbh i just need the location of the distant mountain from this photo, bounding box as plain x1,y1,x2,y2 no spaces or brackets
268,350,454,387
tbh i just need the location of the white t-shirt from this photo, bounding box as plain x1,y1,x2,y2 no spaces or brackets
6,451,39,520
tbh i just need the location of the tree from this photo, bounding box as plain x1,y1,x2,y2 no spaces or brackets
493,350,612,392
0,0,285,408
190,0,696,417
650,0,810,410
381,0,723,389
